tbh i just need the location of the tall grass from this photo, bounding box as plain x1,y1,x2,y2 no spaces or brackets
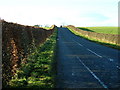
7,29,57,88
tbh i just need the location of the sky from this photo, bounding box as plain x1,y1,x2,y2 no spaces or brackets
0,0,119,27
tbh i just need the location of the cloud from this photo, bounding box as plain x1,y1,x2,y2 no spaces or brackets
0,0,118,26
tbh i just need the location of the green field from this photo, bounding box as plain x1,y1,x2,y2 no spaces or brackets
43,27,51,29
78,27,119,35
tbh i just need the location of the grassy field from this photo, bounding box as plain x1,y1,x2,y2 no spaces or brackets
43,27,51,30
78,27,119,35
8,29,57,88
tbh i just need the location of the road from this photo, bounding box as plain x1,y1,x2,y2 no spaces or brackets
56,27,120,88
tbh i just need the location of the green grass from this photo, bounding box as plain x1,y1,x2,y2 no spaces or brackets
67,27,120,50
8,29,57,88
43,27,51,30
78,27,119,35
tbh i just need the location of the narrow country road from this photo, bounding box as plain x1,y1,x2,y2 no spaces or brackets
56,27,120,88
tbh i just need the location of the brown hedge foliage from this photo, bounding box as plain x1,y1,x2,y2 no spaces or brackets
2,20,57,87
67,25,120,46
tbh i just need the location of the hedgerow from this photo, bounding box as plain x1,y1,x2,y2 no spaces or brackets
8,28,57,88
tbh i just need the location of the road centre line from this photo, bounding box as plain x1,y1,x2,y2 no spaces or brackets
87,49,102,58
109,58,114,62
74,40,83,46
72,73,74,76
74,40,102,58
76,57,108,89
117,66,120,70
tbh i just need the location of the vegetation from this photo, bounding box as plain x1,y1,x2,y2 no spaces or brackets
43,27,51,30
34,25,40,28
8,29,57,88
67,27,120,50
78,27,119,35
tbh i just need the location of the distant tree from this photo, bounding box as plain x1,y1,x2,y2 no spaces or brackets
60,25,62,28
34,25,40,27
34,24,43,28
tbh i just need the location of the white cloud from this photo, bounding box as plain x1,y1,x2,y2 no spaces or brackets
0,0,118,26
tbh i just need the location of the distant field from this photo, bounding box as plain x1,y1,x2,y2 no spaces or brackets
78,27,119,35
43,27,51,29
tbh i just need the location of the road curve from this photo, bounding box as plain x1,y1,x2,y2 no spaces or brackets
56,27,120,88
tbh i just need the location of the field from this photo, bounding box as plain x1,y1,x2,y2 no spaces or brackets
78,27,119,35
43,27,51,30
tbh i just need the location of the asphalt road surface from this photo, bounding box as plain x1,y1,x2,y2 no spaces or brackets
56,27,120,88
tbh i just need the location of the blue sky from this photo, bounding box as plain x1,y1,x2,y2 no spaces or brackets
0,0,119,27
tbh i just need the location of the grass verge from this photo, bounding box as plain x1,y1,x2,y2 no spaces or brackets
67,27,120,50
7,29,58,89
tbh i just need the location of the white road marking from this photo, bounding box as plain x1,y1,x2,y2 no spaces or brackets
78,43,83,47
117,66,120,70
74,40,83,47
77,57,108,89
72,73,74,76
87,49,102,58
109,58,114,62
